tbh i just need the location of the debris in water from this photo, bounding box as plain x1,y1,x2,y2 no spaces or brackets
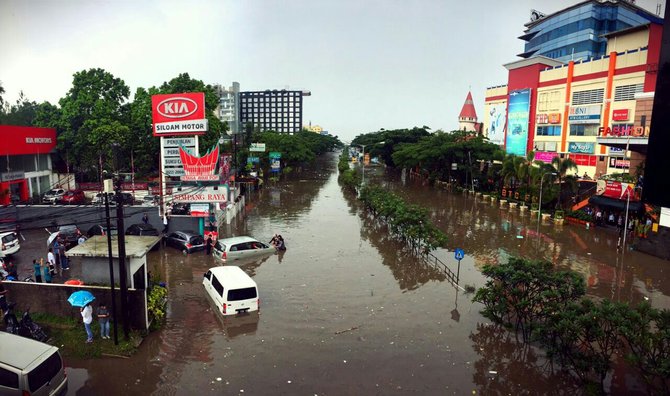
488,371,497,375
216,377,222,382
287,380,292,384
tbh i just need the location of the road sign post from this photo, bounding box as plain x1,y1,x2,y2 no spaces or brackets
454,248,465,284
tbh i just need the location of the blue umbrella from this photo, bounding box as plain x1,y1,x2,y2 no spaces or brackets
68,290,95,307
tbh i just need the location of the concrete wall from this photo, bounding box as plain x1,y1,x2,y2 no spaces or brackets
2,281,148,330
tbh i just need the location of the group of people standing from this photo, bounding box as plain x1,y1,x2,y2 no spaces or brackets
36,237,70,282
587,207,654,239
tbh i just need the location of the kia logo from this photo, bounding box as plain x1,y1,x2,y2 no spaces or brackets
157,97,198,119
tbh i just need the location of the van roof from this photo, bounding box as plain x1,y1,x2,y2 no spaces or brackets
0,332,58,369
216,236,259,245
209,266,257,288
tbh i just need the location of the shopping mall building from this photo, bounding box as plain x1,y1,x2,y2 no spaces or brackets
483,0,663,178
0,125,57,205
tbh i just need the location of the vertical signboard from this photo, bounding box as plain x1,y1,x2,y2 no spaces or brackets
162,137,196,177
487,103,506,146
506,89,531,156
269,152,281,173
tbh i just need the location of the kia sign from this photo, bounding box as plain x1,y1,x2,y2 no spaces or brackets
152,93,208,136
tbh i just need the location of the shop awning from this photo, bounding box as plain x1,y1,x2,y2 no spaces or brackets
588,195,644,212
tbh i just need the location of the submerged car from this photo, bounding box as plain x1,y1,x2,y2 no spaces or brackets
212,236,275,263
163,230,205,254
86,224,118,238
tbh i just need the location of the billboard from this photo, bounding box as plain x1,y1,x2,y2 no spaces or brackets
487,103,506,146
269,152,281,173
506,89,531,156
179,145,220,181
162,137,196,177
152,92,208,136
171,186,229,203
596,180,639,201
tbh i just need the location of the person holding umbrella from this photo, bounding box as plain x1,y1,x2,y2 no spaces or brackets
68,290,96,344
81,303,93,343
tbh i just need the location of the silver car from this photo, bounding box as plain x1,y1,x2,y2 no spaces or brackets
42,188,65,204
212,236,275,263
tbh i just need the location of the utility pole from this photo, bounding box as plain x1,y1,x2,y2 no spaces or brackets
103,180,119,345
114,176,130,340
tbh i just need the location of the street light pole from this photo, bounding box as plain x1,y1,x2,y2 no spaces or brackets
538,172,557,223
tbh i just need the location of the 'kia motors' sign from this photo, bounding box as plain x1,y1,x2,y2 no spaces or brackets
152,93,208,136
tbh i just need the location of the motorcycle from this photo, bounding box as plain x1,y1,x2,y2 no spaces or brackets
21,308,49,342
3,302,21,335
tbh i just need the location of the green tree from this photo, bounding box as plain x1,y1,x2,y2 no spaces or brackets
0,91,40,126
34,68,132,179
546,157,579,209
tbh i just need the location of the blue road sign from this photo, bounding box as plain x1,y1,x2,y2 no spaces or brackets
454,248,465,261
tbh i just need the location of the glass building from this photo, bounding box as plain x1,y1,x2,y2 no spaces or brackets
519,0,662,62
239,90,307,134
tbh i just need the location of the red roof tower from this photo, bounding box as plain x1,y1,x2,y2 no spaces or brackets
458,91,479,132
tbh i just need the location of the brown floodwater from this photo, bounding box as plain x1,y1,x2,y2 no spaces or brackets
63,152,669,395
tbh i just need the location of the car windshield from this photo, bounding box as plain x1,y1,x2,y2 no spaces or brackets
190,236,204,245
47,189,60,195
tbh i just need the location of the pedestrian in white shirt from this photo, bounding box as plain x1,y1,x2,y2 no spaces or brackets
81,303,93,343
47,248,56,277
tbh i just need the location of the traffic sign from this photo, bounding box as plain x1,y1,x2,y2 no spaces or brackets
454,248,465,261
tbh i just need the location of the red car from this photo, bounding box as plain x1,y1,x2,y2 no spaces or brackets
59,189,86,205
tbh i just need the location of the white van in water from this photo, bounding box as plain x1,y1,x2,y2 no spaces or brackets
203,266,259,316
0,332,68,395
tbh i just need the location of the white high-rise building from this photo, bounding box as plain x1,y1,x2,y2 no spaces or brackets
214,82,240,134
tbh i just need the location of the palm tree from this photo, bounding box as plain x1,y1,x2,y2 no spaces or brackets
548,157,579,209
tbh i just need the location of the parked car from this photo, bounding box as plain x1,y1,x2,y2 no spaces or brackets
141,194,159,206
212,236,275,263
91,192,114,206
92,192,134,206
42,188,65,204
86,224,118,238
163,230,205,254
48,224,83,250
126,223,160,236
59,189,86,205
0,231,20,258
0,332,68,396
203,266,259,316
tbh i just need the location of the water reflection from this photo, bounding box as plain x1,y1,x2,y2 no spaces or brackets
370,167,670,309
469,323,580,395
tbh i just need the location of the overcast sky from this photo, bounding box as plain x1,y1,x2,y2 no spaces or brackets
0,0,664,141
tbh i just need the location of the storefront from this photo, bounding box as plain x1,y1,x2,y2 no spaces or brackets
0,125,57,205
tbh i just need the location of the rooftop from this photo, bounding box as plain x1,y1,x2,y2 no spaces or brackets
67,235,161,258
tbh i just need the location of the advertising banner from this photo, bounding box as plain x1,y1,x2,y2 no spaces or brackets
534,151,558,163
570,154,597,167
487,103,506,146
152,92,208,136
569,105,602,124
180,145,220,181
79,182,150,191
220,153,232,183
568,142,595,154
596,180,639,201
609,157,630,169
612,109,629,121
506,89,531,156
190,203,210,217
609,147,625,156
548,113,561,124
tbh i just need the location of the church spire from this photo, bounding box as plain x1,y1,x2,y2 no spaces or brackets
458,91,478,121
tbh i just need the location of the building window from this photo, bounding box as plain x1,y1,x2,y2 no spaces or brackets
572,88,604,106
614,83,643,102
537,125,561,136
569,124,599,136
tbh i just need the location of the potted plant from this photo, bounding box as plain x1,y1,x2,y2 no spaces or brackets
554,210,565,225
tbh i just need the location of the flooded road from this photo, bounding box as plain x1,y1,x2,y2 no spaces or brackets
64,152,670,395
